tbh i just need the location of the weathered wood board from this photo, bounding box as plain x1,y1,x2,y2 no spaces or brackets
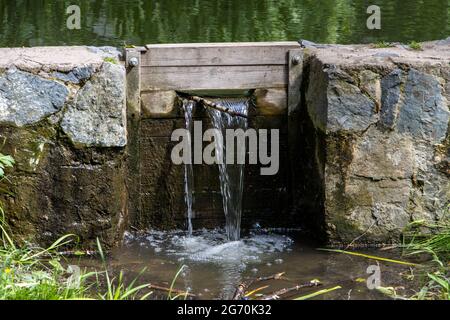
143,42,300,67
141,65,287,91
140,42,300,91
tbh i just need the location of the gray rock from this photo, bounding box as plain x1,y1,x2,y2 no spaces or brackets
327,78,378,132
396,69,449,143
380,69,404,129
349,127,415,180
86,46,122,61
0,68,69,126
61,62,126,148
72,66,95,81
374,52,400,58
52,66,95,84
435,37,450,46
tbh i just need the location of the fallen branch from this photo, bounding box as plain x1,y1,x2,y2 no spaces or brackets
185,95,249,119
232,283,250,300
256,272,286,282
148,284,196,297
259,280,322,300
233,272,286,300
40,250,99,258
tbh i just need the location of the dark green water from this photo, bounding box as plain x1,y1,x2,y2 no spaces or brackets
0,0,449,47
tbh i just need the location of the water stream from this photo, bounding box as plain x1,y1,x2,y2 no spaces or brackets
206,98,249,241
182,101,195,236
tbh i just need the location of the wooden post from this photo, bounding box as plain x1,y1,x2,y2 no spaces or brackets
125,49,142,229
287,49,304,214
288,49,303,116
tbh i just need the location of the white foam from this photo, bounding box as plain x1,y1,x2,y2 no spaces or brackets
141,229,293,266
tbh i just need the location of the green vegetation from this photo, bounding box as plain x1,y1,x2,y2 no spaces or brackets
373,41,394,48
0,153,14,178
294,286,342,300
318,215,449,300
318,248,418,267
103,57,118,65
408,41,423,51
0,153,154,300
0,226,153,300
402,219,450,300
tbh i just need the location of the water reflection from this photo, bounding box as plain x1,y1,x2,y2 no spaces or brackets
1,0,448,47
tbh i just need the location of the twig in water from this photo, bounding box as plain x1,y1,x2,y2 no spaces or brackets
256,272,286,282
185,95,249,119
345,220,376,250
259,280,321,300
233,272,286,300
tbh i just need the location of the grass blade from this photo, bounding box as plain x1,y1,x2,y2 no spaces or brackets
294,286,342,300
318,248,419,267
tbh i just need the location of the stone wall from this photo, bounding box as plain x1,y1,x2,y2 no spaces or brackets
0,47,127,248
0,40,449,248
294,39,450,244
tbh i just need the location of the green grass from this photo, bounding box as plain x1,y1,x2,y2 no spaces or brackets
0,153,156,300
0,228,154,300
373,41,394,48
103,57,118,65
402,218,450,300
408,41,423,51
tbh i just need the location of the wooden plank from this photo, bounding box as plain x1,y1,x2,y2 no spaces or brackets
126,50,142,117
141,65,288,91
146,41,299,48
142,42,300,67
287,49,304,207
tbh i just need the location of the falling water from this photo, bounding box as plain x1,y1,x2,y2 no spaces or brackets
182,100,195,236
206,98,249,241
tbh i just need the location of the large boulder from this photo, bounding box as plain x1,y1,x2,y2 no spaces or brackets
0,47,127,249
0,68,69,126
61,62,127,148
299,40,450,244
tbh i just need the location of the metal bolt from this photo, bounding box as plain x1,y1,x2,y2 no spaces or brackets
129,57,139,67
292,55,301,65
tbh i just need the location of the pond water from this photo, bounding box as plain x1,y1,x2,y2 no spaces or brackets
0,0,449,47
73,229,418,300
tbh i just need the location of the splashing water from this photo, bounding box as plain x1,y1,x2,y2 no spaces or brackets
182,100,195,236
206,98,249,241
137,229,293,299
142,229,293,265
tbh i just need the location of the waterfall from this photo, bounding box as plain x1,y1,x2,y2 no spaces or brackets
206,98,249,241
182,100,195,236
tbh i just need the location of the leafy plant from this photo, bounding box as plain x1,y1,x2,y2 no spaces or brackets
408,41,423,51
373,41,394,48
103,57,118,65
0,153,14,178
